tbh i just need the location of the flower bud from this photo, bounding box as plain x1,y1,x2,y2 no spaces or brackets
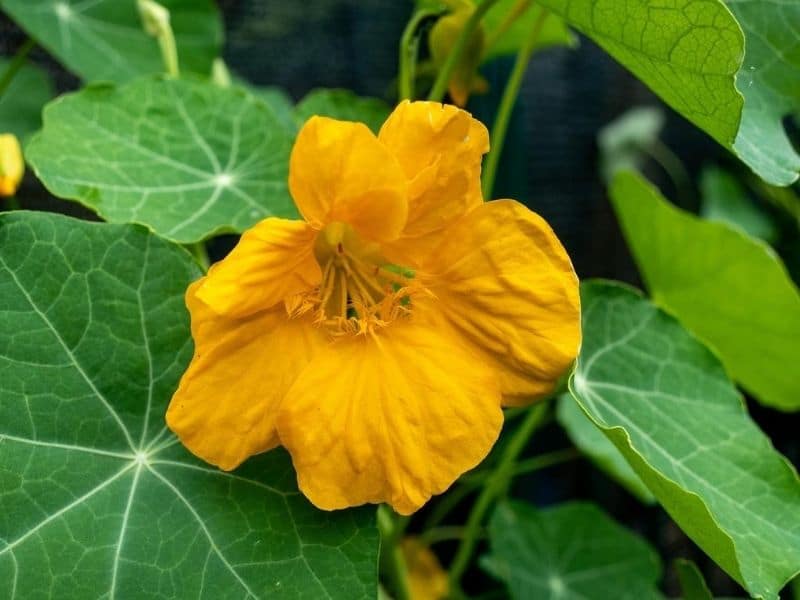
0,134,24,197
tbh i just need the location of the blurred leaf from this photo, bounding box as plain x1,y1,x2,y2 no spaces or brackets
430,5,486,107
725,0,800,186
556,394,654,503
0,0,222,83
570,280,800,599
676,559,714,600
484,501,662,599
0,211,379,599
480,0,576,61
252,86,298,133
295,89,391,134
0,58,53,141
597,106,665,182
700,167,778,243
610,171,800,411
26,77,296,244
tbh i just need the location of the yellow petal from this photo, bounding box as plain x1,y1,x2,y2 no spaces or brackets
276,323,503,515
194,217,320,318
289,116,408,242
0,133,24,197
379,101,489,242
166,281,328,471
402,538,449,600
418,200,581,405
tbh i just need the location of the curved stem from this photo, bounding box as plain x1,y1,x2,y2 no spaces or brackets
399,7,444,101
447,401,550,595
378,505,412,600
428,0,501,102
0,39,36,100
481,8,548,199
643,139,692,204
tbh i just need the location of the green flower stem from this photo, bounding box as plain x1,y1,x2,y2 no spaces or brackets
481,8,548,199
187,242,210,271
420,525,477,546
643,138,692,203
378,505,412,600
0,38,36,100
427,0,501,103
446,400,550,595
399,7,444,101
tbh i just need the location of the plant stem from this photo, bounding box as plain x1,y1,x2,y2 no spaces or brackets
481,8,548,199
447,401,550,594
0,39,36,100
399,7,444,101
420,526,478,546
188,242,210,271
644,138,692,204
428,0,500,103
378,505,412,600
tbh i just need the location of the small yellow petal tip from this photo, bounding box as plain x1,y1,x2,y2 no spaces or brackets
0,134,24,198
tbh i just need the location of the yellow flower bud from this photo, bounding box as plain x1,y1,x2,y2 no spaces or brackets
0,134,24,197
429,5,488,106
137,0,170,38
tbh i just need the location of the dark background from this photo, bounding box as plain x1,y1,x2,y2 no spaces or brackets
2,1,798,597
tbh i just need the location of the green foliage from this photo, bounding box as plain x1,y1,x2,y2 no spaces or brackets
556,395,654,503
700,167,778,243
597,106,665,182
610,171,800,411
570,280,800,599
0,58,53,141
484,501,662,599
0,0,222,83
676,559,714,600
0,211,379,599
726,0,800,186
480,0,576,60
26,77,297,244
295,89,391,134
535,0,744,150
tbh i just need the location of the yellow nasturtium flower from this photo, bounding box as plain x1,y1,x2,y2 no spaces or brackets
402,538,449,600
166,101,580,515
0,134,24,197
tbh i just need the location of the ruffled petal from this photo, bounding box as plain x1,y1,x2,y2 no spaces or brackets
194,218,320,318
417,200,581,405
378,101,489,240
276,323,503,515
166,281,328,470
289,116,408,242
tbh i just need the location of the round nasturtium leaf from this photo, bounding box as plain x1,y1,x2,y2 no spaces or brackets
1,0,222,84
570,280,800,600
0,211,378,599
26,77,297,244
484,501,662,600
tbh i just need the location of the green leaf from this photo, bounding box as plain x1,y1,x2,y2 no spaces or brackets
535,0,744,152
726,0,800,186
26,77,296,244
597,106,665,182
0,211,379,599
556,394,654,503
0,58,53,141
610,171,800,411
570,280,800,599
699,167,778,243
675,559,714,600
0,0,222,83
480,1,577,61
295,89,391,134
484,501,662,600
253,86,298,134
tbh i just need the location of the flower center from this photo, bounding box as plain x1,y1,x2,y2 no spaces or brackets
288,222,416,335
